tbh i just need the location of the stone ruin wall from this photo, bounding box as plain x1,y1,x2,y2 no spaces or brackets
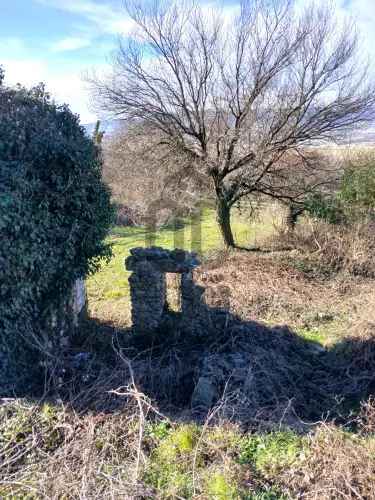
125,247,208,333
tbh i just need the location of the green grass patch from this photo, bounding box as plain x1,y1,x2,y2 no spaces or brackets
204,471,239,499
142,423,305,499
238,430,306,476
143,424,200,498
297,320,346,347
298,327,327,345
86,207,275,316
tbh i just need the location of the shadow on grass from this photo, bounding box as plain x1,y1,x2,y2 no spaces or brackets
109,215,196,242
16,297,372,431
2,307,374,500
4,259,375,430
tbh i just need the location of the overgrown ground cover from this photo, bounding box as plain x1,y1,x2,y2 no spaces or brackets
2,395,374,499
2,208,375,499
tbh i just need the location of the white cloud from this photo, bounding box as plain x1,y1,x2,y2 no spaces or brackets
2,58,97,123
2,59,47,84
36,0,135,36
51,36,92,52
344,0,375,61
295,0,375,68
10,0,373,125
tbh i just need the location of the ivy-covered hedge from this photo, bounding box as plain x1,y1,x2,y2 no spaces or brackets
0,73,114,394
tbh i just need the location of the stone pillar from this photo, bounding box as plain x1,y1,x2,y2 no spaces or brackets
129,261,166,333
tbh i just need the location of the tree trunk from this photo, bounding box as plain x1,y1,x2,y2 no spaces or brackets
285,204,304,232
217,197,235,247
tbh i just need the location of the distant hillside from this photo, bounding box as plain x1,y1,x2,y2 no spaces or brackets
83,120,375,145
349,127,375,145
83,119,124,138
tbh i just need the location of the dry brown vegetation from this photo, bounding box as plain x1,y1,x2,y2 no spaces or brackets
283,425,375,500
3,0,375,491
92,0,375,247
197,230,375,339
2,217,375,498
4,106,375,496
102,124,212,226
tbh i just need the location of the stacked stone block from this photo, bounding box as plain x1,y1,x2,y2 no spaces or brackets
125,247,202,333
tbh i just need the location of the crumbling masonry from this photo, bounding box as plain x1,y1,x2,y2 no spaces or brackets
125,247,206,333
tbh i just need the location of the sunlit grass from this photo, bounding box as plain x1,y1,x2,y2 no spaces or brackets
86,207,279,321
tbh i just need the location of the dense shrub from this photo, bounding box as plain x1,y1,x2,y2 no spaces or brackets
0,76,114,394
340,161,375,215
273,220,375,278
304,193,345,225
304,159,375,226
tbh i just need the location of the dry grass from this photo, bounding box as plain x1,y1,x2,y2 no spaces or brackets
196,246,375,349
268,220,375,278
285,425,375,499
0,398,152,499
358,396,375,435
2,389,375,499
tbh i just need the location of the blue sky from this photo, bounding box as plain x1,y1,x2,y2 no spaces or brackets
1,0,374,123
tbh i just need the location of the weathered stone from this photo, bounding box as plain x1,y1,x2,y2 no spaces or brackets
128,261,166,332
191,376,219,410
125,247,202,333
126,246,200,273
190,352,256,410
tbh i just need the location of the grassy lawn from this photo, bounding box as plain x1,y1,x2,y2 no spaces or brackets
86,207,279,322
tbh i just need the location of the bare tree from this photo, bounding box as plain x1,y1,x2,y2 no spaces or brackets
91,0,375,247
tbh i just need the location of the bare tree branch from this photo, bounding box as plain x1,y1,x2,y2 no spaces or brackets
89,0,375,247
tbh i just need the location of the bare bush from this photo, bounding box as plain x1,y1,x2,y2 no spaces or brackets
358,396,375,434
114,203,141,226
285,425,375,499
103,123,212,224
271,219,375,277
